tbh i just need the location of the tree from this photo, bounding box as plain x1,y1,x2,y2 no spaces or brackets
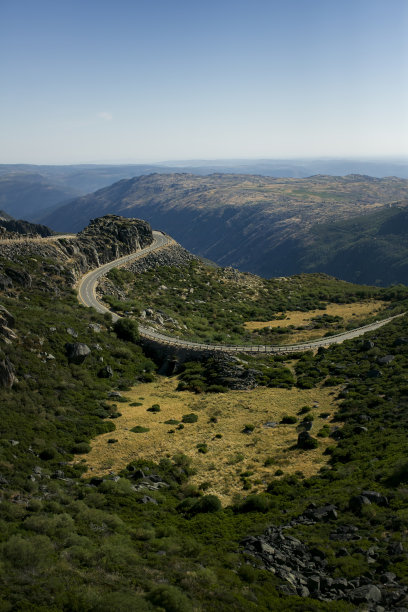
113,318,139,343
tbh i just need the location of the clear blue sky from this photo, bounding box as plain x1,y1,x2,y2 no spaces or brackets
1,0,407,163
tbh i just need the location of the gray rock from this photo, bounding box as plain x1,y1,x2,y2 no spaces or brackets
66,327,78,338
377,354,395,365
348,584,382,605
139,495,158,505
349,494,371,514
0,305,14,327
98,365,113,378
297,586,310,597
388,541,404,555
307,575,320,593
0,274,12,290
0,357,17,388
367,368,382,378
65,343,91,364
380,572,397,583
304,504,338,521
361,490,388,507
88,323,102,333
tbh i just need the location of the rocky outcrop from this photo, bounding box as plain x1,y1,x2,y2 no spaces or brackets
5,267,31,288
0,305,17,343
206,354,261,390
0,218,54,238
241,516,408,610
75,215,152,269
126,244,198,274
0,357,17,388
0,215,154,285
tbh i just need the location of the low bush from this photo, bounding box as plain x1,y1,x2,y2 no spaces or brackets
182,413,198,423
71,442,91,454
280,415,297,424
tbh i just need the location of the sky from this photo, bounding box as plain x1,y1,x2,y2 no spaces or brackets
0,0,407,164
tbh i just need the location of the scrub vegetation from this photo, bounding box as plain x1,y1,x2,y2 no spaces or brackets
103,261,407,346
1,247,408,611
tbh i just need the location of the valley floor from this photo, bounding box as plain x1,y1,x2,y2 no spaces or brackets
80,377,341,505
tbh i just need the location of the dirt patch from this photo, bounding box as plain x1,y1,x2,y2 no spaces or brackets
80,377,341,505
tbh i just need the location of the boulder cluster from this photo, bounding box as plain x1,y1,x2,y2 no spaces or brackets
241,502,408,611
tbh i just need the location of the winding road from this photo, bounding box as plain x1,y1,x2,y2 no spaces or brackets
77,231,404,355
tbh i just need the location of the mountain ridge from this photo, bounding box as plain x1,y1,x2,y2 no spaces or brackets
40,172,408,286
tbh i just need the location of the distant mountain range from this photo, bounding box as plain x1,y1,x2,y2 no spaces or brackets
40,172,408,286
0,157,407,221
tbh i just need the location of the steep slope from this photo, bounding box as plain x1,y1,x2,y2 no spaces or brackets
41,173,408,285
0,173,77,219
295,203,408,285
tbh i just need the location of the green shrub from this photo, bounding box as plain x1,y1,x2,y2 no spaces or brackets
206,384,227,393
147,585,192,612
190,494,221,514
280,415,297,424
302,414,314,422
130,426,149,434
39,447,56,460
147,404,161,412
242,423,255,433
298,405,312,415
113,318,139,343
71,442,91,454
238,494,272,513
182,413,198,423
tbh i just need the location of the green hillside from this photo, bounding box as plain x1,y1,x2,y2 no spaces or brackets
41,173,408,286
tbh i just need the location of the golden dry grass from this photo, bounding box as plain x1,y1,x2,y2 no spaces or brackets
79,377,341,505
244,300,386,343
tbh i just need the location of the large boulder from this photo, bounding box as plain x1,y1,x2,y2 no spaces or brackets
348,584,382,605
65,343,91,364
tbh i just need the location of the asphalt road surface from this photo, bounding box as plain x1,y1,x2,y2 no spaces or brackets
76,231,404,354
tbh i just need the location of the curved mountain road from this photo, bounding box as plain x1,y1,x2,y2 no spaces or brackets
77,231,404,355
